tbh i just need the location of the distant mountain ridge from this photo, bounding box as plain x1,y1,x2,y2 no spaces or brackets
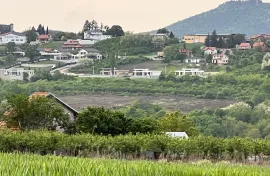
164,1,270,37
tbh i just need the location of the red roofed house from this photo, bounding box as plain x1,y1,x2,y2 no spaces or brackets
62,40,83,50
179,48,192,57
204,47,217,55
37,34,50,43
253,41,267,52
212,54,229,65
237,43,251,50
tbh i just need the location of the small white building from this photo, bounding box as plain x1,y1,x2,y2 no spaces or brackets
165,132,189,139
212,54,229,65
204,47,217,55
83,30,112,43
133,69,161,78
184,58,204,64
175,68,204,76
100,68,129,77
0,68,35,81
0,31,27,45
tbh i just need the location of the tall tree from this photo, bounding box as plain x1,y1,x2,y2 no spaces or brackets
169,31,175,38
210,30,218,47
37,24,42,35
217,36,223,48
46,26,49,35
25,45,40,63
205,33,210,47
41,26,46,35
83,20,90,32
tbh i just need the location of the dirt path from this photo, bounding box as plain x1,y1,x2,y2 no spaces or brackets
58,94,236,112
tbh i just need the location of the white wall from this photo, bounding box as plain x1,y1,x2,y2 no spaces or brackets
1,34,27,45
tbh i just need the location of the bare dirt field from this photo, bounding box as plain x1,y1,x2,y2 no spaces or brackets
58,94,236,112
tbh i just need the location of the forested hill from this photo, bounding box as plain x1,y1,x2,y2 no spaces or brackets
164,1,270,37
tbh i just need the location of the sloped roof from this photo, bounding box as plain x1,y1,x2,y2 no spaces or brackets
239,43,251,47
253,41,265,47
37,34,49,39
204,47,217,51
1,31,26,37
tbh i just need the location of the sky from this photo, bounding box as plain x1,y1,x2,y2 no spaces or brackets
1,0,269,33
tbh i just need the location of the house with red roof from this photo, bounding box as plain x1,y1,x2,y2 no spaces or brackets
62,40,83,50
253,41,267,52
36,34,50,43
204,47,217,55
237,43,251,50
212,54,229,65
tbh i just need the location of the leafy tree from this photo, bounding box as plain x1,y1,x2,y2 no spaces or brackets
25,29,38,43
76,107,132,136
206,54,213,63
105,25,125,37
5,42,16,54
5,94,69,131
158,111,199,136
157,28,169,34
205,33,210,47
128,117,159,134
25,45,40,63
174,53,186,62
46,26,49,35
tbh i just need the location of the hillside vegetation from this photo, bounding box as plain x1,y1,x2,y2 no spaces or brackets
165,1,270,36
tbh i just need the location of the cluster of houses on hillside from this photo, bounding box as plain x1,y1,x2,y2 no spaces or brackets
0,23,112,45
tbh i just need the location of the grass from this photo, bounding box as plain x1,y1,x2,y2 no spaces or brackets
40,41,64,49
0,153,269,176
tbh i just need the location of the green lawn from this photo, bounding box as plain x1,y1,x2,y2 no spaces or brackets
40,41,64,49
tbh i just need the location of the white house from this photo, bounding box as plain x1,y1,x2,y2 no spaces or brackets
165,132,189,139
133,69,161,78
83,30,112,43
185,58,204,64
175,68,204,76
0,68,35,81
100,68,129,77
204,47,217,55
212,54,229,65
0,31,27,45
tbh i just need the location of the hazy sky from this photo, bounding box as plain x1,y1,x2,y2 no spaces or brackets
1,0,269,33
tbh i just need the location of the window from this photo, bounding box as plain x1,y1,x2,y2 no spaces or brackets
11,39,14,41
20,39,23,41
16,39,19,41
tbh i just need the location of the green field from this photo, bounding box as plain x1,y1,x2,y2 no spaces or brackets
0,153,269,176
40,41,64,49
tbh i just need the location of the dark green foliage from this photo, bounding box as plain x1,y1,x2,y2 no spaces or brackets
76,107,132,135
157,28,169,34
104,25,125,37
53,32,78,41
5,42,16,54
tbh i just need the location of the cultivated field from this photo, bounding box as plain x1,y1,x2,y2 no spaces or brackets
1,153,269,176
59,94,235,112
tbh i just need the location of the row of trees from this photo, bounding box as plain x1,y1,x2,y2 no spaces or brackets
205,30,245,48
0,130,270,162
82,20,125,37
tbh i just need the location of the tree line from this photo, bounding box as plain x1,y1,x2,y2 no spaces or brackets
0,130,270,163
205,30,245,48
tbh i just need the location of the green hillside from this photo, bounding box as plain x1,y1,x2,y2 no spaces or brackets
165,1,270,37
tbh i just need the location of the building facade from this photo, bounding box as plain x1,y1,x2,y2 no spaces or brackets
212,54,229,65
175,68,204,76
84,30,112,43
0,31,27,45
0,68,35,81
